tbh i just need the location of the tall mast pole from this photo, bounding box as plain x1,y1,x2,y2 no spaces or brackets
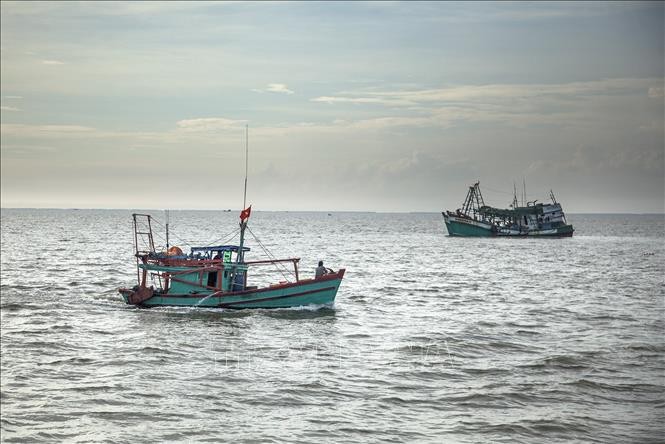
243,124,248,210
522,177,526,207
165,209,170,249
238,124,249,264
512,182,518,208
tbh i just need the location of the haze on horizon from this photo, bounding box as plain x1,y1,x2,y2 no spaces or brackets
1,1,663,213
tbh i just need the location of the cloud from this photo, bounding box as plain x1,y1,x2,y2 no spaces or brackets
648,87,664,98
252,83,294,94
267,83,294,94
312,96,414,106
348,116,432,130
1,144,58,158
307,78,664,130
1,1,229,17
0,124,96,138
1,124,94,132
318,78,659,107
1,106,20,112
379,150,422,174
176,117,247,132
4,96,23,99
42,60,65,65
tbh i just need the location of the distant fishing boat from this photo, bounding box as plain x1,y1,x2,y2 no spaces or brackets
442,182,574,237
118,127,345,308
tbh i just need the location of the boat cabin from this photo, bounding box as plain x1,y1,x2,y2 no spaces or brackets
139,245,252,295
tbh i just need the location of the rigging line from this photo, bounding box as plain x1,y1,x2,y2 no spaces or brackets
246,226,295,281
480,185,514,195
245,226,282,266
204,227,241,247
249,233,293,280
149,217,194,248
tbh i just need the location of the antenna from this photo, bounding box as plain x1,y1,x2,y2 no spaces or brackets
165,209,170,249
236,124,250,268
243,124,248,210
522,177,526,207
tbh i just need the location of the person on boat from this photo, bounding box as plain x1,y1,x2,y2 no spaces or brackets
315,261,333,278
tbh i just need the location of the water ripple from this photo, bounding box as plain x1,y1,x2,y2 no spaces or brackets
1,210,663,442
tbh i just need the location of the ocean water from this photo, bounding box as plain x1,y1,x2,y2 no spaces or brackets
1,209,663,443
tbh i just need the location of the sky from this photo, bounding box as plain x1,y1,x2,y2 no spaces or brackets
1,1,663,213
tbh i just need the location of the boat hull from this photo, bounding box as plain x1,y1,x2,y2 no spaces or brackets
119,270,345,309
443,214,574,237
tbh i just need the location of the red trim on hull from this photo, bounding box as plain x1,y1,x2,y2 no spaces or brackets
119,269,346,305
121,286,338,308
216,286,337,308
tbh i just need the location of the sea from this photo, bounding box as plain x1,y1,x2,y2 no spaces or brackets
1,209,663,443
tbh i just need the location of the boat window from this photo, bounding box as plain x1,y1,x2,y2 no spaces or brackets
207,271,218,288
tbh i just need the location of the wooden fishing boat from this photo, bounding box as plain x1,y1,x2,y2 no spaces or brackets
118,126,344,309
442,182,574,237
118,213,345,309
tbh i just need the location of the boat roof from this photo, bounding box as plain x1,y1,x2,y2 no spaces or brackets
479,204,544,217
190,245,250,253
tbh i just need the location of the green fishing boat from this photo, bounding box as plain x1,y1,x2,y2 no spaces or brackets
118,214,345,309
442,182,574,237
118,126,345,309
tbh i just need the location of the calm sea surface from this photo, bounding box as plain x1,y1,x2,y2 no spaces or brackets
1,209,663,443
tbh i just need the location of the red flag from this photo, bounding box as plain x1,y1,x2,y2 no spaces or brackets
240,205,252,222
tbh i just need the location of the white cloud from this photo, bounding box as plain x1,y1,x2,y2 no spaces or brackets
1,106,20,112
319,78,659,107
348,116,432,130
251,84,295,94
648,86,664,98
176,117,247,132
4,95,23,99
265,83,294,94
42,60,65,65
307,78,664,130
1,124,95,137
312,96,413,106
0,123,95,134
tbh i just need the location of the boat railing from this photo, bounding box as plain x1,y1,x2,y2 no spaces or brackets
141,255,302,284
244,258,301,281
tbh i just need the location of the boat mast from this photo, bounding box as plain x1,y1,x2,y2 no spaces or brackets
165,209,170,250
522,177,526,207
237,124,249,264
461,182,485,219
243,124,248,211
512,182,518,208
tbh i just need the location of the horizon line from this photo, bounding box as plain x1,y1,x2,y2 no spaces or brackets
1,207,664,216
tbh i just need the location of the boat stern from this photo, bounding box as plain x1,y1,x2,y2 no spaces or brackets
118,286,154,305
